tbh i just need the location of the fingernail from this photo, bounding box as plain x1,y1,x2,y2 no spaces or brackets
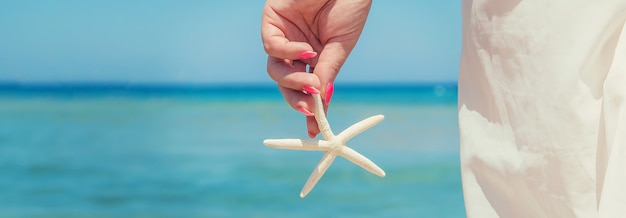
296,106,315,116
308,131,317,138
325,82,334,105
302,85,320,94
299,51,317,59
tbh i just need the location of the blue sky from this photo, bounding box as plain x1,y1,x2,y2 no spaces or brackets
0,1,461,84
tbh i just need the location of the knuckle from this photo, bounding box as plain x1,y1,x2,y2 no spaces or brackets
263,43,273,55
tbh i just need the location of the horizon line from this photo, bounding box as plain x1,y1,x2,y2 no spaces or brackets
0,81,457,88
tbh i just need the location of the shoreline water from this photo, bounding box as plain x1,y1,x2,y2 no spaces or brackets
0,82,465,217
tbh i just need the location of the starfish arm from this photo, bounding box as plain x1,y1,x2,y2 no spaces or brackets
311,94,335,140
300,151,337,198
338,146,386,177
336,114,385,143
263,139,331,151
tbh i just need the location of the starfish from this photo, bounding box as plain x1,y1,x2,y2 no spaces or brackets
263,93,385,198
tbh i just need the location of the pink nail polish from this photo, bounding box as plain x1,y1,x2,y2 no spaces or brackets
299,51,317,59
297,106,315,116
302,86,320,94
325,82,334,105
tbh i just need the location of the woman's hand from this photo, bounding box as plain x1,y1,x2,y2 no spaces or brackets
261,0,372,137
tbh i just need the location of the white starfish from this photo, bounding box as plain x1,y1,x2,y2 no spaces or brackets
263,93,385,198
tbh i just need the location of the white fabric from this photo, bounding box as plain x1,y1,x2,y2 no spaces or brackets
458,0,626,217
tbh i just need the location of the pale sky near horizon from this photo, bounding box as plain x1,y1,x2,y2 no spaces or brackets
0,1,462,84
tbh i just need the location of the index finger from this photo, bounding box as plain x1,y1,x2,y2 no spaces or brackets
261,8,316,60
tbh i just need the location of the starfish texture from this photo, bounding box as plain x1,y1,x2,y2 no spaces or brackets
264,93,385,198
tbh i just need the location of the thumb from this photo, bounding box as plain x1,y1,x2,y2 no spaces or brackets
304,41,349,138
313,41,349,99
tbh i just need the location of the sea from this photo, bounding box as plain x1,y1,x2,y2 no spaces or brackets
0,83,465,218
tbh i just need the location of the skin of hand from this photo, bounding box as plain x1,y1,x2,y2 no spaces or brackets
261,0,372,138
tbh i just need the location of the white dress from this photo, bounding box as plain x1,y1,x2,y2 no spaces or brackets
458,0,626,217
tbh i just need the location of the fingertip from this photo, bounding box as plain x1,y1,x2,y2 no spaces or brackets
324,82,334,105
306,116,320,138
299,51,317,59
302,85,320,94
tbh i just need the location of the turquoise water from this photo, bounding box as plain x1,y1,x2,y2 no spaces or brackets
0,84,464,217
